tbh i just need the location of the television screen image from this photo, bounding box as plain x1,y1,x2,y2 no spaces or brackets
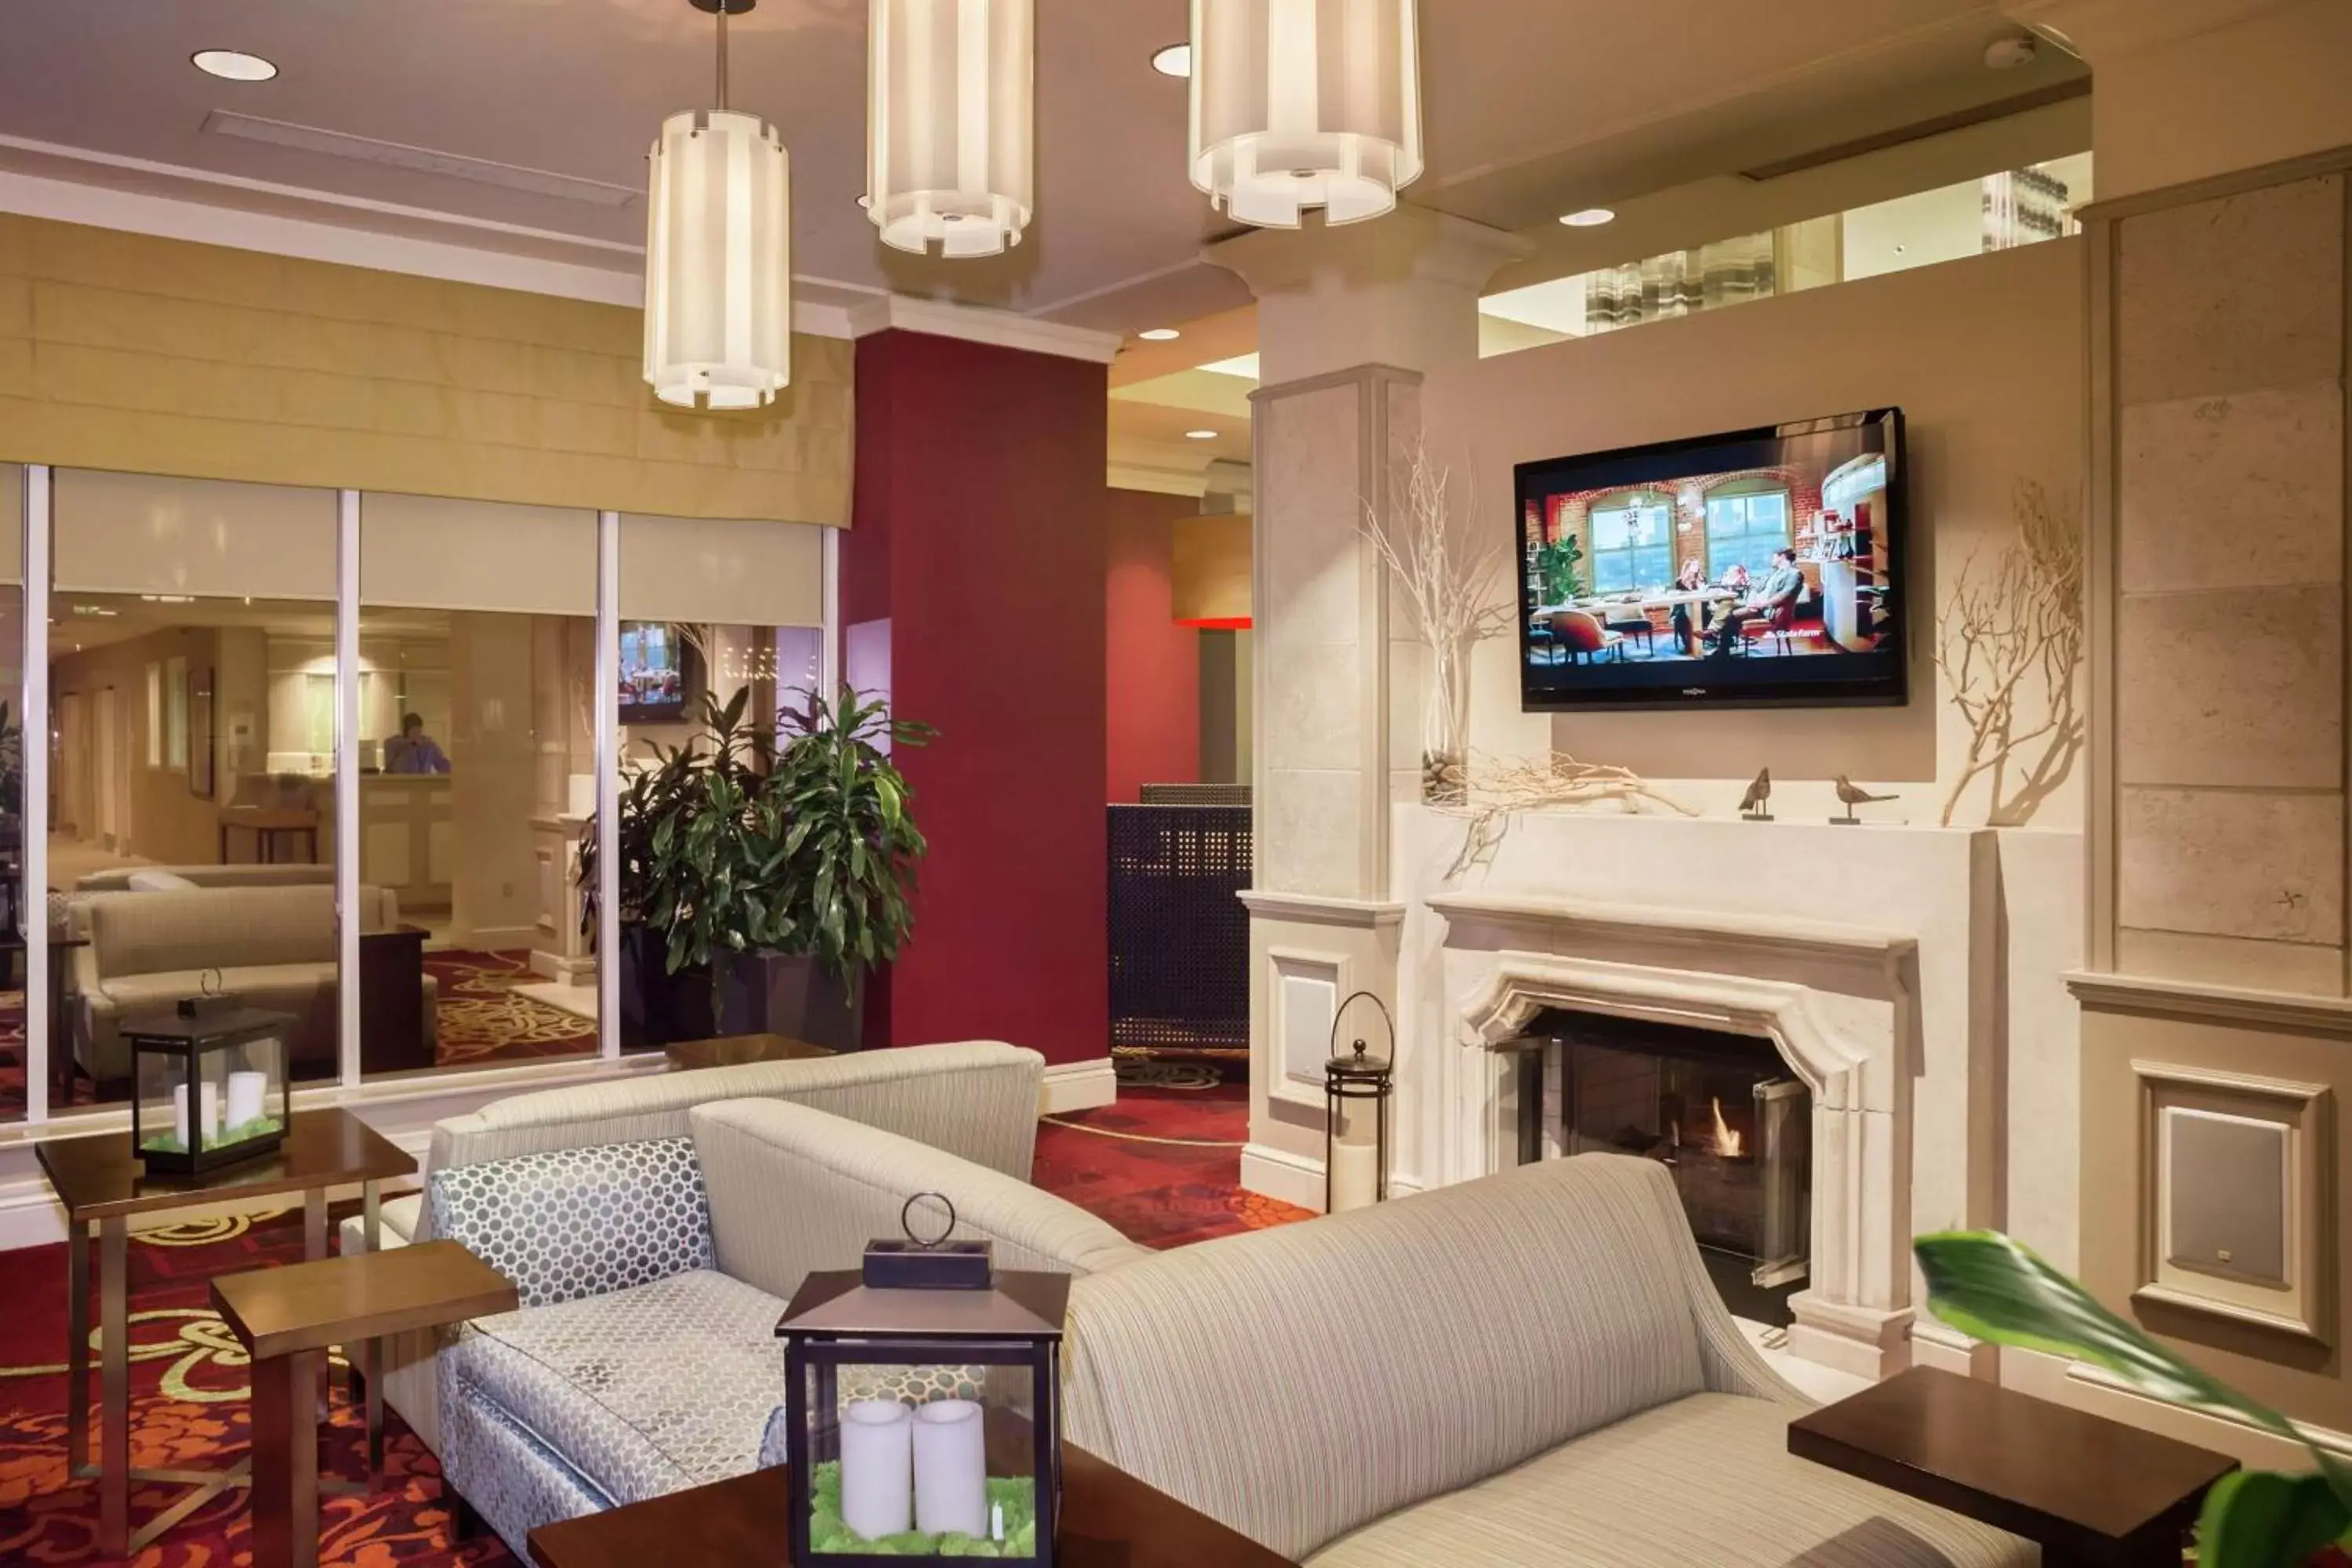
619,622,690,723
1515,408,1907,710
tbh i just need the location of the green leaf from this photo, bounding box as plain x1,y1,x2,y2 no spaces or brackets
1916,1232,2352,1512
2196,1470,2350,1568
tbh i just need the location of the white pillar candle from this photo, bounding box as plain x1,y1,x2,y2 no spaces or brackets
1329,1138,1380,1213
226,1070,268,1132
911,1399,989,1539
172,1081,222,1147
837,1399,913,1542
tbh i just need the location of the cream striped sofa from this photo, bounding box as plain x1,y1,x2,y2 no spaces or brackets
343,1041,1047,1454
1064,1154,2033,1568
428,1095,1150,1557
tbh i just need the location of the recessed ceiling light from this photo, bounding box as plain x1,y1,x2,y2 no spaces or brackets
1185,430,1218,441
1894,244,1908,255
192,49,279,82
1559,208,1616,227
1151,43,1192,79
1138,328,1182,342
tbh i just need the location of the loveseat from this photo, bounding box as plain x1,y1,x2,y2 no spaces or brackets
343,1040,1051,1455
1062,1153,2031,1567
68,882,428,1087
427,1093,1147,1556
74,864,334,893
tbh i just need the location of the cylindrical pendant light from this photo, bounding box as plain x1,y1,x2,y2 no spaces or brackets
1189,0,1424,230
644,0,792,410
865,0,1035,257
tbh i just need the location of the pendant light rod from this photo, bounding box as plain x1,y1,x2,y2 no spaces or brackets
689,0,755,111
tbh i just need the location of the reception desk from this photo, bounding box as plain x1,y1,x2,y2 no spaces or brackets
360,774,453,915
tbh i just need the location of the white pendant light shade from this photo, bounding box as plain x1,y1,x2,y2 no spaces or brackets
644,107,793,408
866,0,1034,258
1189,0,1423,229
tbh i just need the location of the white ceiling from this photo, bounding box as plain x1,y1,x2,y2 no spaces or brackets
0,0,2085,335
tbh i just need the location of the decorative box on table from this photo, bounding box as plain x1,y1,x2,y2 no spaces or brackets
127,1000,293,1174
775,1196,1065,1564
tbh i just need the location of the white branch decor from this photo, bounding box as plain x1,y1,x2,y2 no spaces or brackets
1935,478,2085,827
1443,750,1695,874
1361,445,1514,802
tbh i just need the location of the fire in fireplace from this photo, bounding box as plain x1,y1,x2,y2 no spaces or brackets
1507,1009,1811,1325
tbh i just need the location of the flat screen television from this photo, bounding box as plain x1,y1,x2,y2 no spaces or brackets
618,622,699,724
1516,408,1907,710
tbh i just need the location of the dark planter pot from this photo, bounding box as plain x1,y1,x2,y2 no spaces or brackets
619,924,864,1053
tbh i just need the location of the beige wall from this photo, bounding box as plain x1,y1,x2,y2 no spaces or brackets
448,612,546,948
1424,237,2088,828
53,626,227,866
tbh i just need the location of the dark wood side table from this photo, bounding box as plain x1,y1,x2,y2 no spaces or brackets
0,932,91,1105
1788,1366,2239,1567
664,1032,837,1072
527,1438,1294,1568
219,807,322,866
34,1106,416,1555
358,924,434,1076
213,1240,517,1568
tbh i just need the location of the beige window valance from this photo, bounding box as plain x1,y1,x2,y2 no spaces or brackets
0,215,851,526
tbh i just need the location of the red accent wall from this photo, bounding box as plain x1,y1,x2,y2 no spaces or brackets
1105,488,1201,805
842,330,1109,1066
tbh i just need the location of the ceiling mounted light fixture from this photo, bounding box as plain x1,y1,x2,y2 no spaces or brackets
644,0,792,409
866,0,1035,258
1189,0,1423,229
192,49,278,82
1185,429,1219,441
1138,327,1183,341
1559,207,1615,227
1151,43,1192,78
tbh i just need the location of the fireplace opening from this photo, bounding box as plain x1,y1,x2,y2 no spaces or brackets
1508,1009,1811,1326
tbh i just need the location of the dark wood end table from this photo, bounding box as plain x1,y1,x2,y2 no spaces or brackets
358,924,434,1076
214,1240,517,1568
665,1032,837,1072
219,807,323,866
1788,1366,2239,1567
34,1105,416,1555
527,1439,1294,1568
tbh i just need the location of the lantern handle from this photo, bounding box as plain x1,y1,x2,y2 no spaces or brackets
1329,989,1396,1065
900,1190,957,1250
199,967,223,998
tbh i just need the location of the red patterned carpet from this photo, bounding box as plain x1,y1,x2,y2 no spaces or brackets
0,1070,1305,1566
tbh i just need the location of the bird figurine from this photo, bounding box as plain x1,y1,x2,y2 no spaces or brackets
1832,775,1897,825
1738,768,1772,822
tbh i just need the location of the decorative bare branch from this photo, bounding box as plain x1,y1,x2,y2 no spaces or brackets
1362,444,1515,795
1935,478,2085,826
1436,750,1696,874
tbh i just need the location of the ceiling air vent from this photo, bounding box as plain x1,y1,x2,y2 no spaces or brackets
201,111,636,208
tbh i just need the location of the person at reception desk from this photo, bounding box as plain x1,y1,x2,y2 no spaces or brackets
383,713,450,775
1708,550,1804,657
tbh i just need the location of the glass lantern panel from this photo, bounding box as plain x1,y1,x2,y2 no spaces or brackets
805,1355,1040,1559
221,1032,287,1142
135,1047,191,1156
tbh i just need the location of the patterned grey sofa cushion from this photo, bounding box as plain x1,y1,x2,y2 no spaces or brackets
427,1137,713,1309
441,1269,789,1515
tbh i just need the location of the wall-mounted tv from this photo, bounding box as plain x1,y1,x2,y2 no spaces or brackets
618,622,702,724
1515,408,1907,711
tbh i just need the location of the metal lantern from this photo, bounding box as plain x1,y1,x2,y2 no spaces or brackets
775,1194,1065,1565
128,996,292,1174
1324,990,1395,1214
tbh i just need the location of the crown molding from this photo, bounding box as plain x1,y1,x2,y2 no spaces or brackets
1205,203,1535,299
0,134,871,336
848,295,1123,365
2002,0,2308,60
2067,970,2352,1035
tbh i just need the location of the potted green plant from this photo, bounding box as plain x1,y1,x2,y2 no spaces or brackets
1915,1230,2352,1567
579,684,931,1051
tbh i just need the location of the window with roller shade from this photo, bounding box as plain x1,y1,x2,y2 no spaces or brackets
615,512,827,1052
48,470,341,1112
358,494,600,1081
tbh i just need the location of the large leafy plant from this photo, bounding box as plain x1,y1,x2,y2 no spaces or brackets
1916,1231,2351,1568
579,684,931,1005
1535,536,1587,604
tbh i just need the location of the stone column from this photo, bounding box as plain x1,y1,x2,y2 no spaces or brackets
1209,209,1530,1207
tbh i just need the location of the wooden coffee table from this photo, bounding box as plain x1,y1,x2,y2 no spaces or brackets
214,1240,517,1568
665,1032,837,1072
1788,1367,2238,1566
527,1440,1294,1568
34,1106,416,1555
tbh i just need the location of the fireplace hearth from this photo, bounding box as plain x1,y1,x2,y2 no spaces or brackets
1506,1009,1812,1325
